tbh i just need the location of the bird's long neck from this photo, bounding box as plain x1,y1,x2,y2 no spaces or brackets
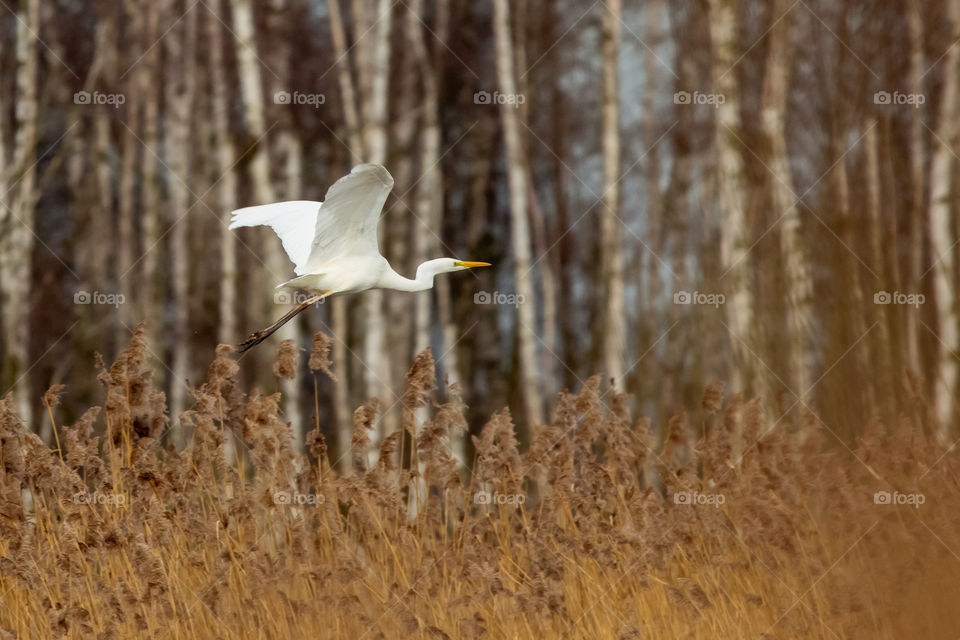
380,263,436,292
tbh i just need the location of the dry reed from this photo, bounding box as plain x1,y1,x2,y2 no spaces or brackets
0,326,956,638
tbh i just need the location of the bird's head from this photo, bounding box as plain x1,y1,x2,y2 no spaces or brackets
423,258,491,273
417,258,492,279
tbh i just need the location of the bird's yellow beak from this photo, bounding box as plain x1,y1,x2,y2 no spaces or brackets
454,261,491,268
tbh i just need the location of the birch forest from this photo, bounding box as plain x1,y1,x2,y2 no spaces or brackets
2,0,957,455
0,1,959,637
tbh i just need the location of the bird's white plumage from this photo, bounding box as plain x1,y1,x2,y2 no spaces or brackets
306,163,393,267
228,164,394,276
229,200,321,275
228,163,487,311
230,163,491,352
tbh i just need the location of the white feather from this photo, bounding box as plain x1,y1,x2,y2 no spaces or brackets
229,200,320,275
231,163,490,352
228,164,394,277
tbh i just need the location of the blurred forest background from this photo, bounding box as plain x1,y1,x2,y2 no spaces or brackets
1,0,958,461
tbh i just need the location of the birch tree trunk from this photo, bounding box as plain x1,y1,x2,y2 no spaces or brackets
879,125,907,412
832,125,874,424
267,0,307,449
328,0,362,156
91,7,116,354
140,0,162,362
231,0,270,210
761,0,812,396
643,0,665,401
279,131,305,452
207,0,239,464
929,1,960,435
709,0,752,394
326,0,366,472
164,0,198,447
358,0,395,440
863,121,895,420
384,32,415,380
494,0,542,435
231,0,305,443
526,177,556,392
0,0,39,428
512,3,557,396
546,1,578,390
210,0,238,349
407,0,443,365
904,4,924,373
406,0,465,466
600,0,625,390
118,4,141,340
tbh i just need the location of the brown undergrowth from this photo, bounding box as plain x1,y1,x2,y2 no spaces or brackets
0,325,957,638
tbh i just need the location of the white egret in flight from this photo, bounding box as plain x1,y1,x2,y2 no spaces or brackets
230,164,490,352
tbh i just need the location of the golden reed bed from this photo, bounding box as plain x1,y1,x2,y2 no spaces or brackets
0,326,955,639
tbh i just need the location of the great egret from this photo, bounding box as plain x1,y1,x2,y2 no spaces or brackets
229,164,490,352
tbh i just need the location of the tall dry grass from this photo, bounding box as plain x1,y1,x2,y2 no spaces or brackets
0,325,957,639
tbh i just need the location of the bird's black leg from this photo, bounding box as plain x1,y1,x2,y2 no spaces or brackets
235,292,330,353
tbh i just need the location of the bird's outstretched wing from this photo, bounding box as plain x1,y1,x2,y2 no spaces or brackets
228,164,394,276
305,164,394,269
228,201,320,275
